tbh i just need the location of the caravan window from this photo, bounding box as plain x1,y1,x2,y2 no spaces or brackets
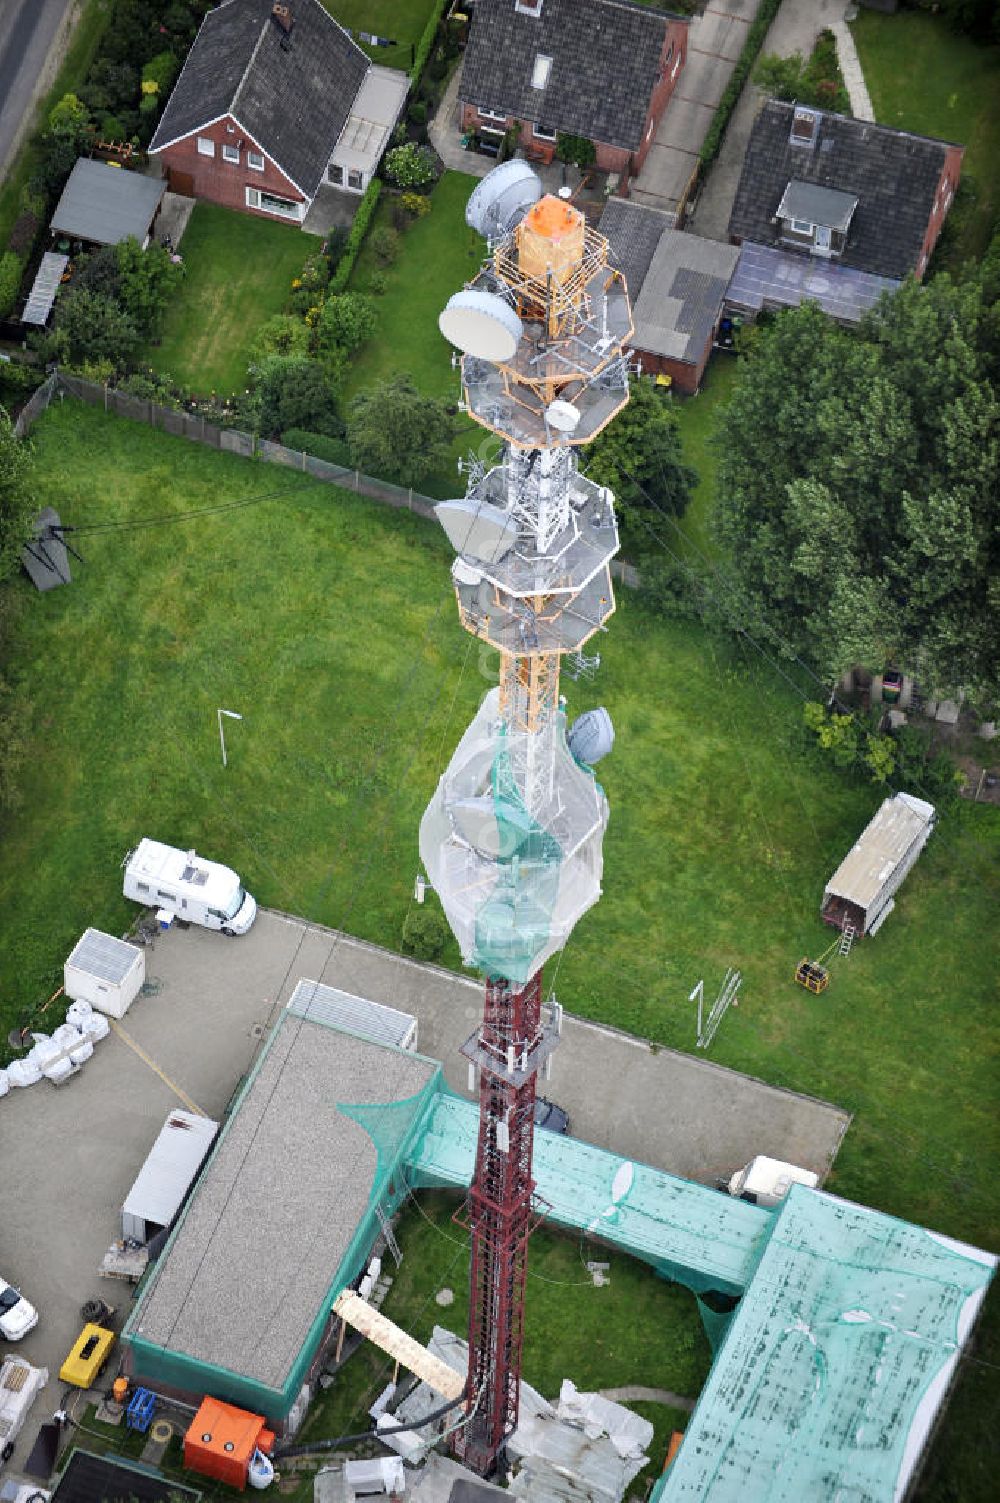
137,882,150,893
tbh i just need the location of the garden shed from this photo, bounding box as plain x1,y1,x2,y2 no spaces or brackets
821,791,936,936
64,927,144,1019
50,158,166,248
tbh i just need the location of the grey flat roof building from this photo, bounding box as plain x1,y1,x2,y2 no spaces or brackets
50,159,166,246
129,1010,437,1395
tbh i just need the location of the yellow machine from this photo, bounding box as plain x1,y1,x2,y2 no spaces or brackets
59,1323,115,1388
794,958,830,994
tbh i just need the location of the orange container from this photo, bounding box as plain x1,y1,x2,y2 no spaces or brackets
184,1396,272,1490
518,194,585,285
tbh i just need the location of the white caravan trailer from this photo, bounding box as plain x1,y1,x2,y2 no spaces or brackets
821,792,936,937
727,1156,819,1209
123,839,257,934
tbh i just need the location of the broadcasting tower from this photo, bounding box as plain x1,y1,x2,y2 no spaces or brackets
420,163,633,1476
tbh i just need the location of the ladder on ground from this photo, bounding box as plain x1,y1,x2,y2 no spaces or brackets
376,1203,403,1268
839,923,856,958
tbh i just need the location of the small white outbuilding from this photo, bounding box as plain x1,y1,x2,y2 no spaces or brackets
64,928,145,1019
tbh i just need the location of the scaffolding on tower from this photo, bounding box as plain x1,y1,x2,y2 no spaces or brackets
421,161,633,1475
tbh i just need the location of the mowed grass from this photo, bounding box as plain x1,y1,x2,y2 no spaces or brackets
1,403,998,1496
144,202,308,396
851,8,1000,260
672,356,740,561
322,0,437,71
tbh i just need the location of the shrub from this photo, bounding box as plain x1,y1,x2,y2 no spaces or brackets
0,252,23,318
428,51,449,83
382,143,436,190
556,133,596,168
329,180,381,294
281,428,351,465
347,375,455,486
408,99,428,126
401,192,432,220
401,900,449,961
370,226,400,266
257,355,340,438
315,293,378,357
250,313,310,365
49,289,139,370
367,271,388,296
141,51,179,95
410,0,450,84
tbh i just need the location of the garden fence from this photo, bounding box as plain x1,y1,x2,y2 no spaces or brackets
20,372,640,586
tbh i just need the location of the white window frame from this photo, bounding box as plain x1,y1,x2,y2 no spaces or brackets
789,217,814,236
531,53,552,90
247,149,264,171
515,0,543,15
245,185,302,220
478,107,509,124
222,143,239,163
197,136,215,157
532,122,557,143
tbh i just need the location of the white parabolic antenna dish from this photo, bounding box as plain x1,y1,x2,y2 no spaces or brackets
439,289,523,362
546,399,582,434
466,159,542,238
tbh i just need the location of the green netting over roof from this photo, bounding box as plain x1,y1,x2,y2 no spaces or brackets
406,1087,771,1298
650,1184,996,1502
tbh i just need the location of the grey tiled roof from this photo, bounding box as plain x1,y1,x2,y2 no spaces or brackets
51,158,165,245
460,0,677,153
728,100,959,280
149,0,369,199
601,203,738,363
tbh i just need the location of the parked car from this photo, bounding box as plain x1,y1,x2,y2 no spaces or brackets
534,1096,570,1134
0,1278,38,1341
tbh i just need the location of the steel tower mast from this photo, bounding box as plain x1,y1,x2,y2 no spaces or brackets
421,164,633,1476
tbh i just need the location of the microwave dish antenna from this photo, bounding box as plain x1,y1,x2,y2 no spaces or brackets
466,159,542,239
545,399,582,434
439,289,523,362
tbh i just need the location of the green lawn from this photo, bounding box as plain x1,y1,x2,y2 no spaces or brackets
851,8,1000,261
322,0,439,72
1,401,998,1497
144,202,308,396
672,356,740,561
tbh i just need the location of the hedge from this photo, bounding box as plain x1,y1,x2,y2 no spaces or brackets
281,428,352,467
410,0,450,85
329,180,382,294
0,251,23,319
699,0,782,167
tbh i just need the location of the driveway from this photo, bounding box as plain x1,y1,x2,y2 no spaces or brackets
0,909,848,1478
690,0,856,240
0,0,77,181
631,0,762,214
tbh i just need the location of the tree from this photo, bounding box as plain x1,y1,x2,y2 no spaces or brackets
584,377,697,533
714,255,1000,711
315,293,378,359
556,133,596,169
346,376,454,486
257,356,340,437
0,406,37,587
250,313,310,366
49,289,139,370
115,236,183,337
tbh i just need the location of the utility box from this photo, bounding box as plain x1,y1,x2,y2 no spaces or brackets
184,1397,274,1491
344,1455,406,1496
64,929,145,1019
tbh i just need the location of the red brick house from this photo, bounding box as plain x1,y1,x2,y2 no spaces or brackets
149,0,406,225
459,0,688,191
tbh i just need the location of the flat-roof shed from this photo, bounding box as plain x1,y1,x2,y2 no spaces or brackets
50,158,166,247
121,1109,219,1244
600,202,739,393
123,1007,439,1425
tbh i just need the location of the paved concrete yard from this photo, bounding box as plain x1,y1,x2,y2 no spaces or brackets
0,908,848,1475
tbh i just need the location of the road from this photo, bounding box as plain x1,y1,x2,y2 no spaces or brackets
0,0,77,183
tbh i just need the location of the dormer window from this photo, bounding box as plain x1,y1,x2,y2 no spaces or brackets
776,180,858,258
531,53,552,90
790,106,818,147
515,0,544,16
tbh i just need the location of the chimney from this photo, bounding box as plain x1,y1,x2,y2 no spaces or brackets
271,3,293,34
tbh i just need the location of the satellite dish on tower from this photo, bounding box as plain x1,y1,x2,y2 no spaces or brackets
567,708,615,765
439,289,523,362
545,399,582,434
466,160,542,239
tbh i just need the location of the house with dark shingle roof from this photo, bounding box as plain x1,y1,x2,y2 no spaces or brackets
149,0,407,224
459,0,688,188
729,100,963,283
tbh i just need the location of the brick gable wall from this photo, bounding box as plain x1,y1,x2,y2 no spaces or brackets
156,114,308,221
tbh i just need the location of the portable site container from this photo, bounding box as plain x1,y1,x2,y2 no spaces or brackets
286,979,418,1052
64,929,145,1019
821,792,936,936
121,1110,220,1245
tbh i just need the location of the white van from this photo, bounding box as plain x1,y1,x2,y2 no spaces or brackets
123,839,257,935
727,1155,819,1209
